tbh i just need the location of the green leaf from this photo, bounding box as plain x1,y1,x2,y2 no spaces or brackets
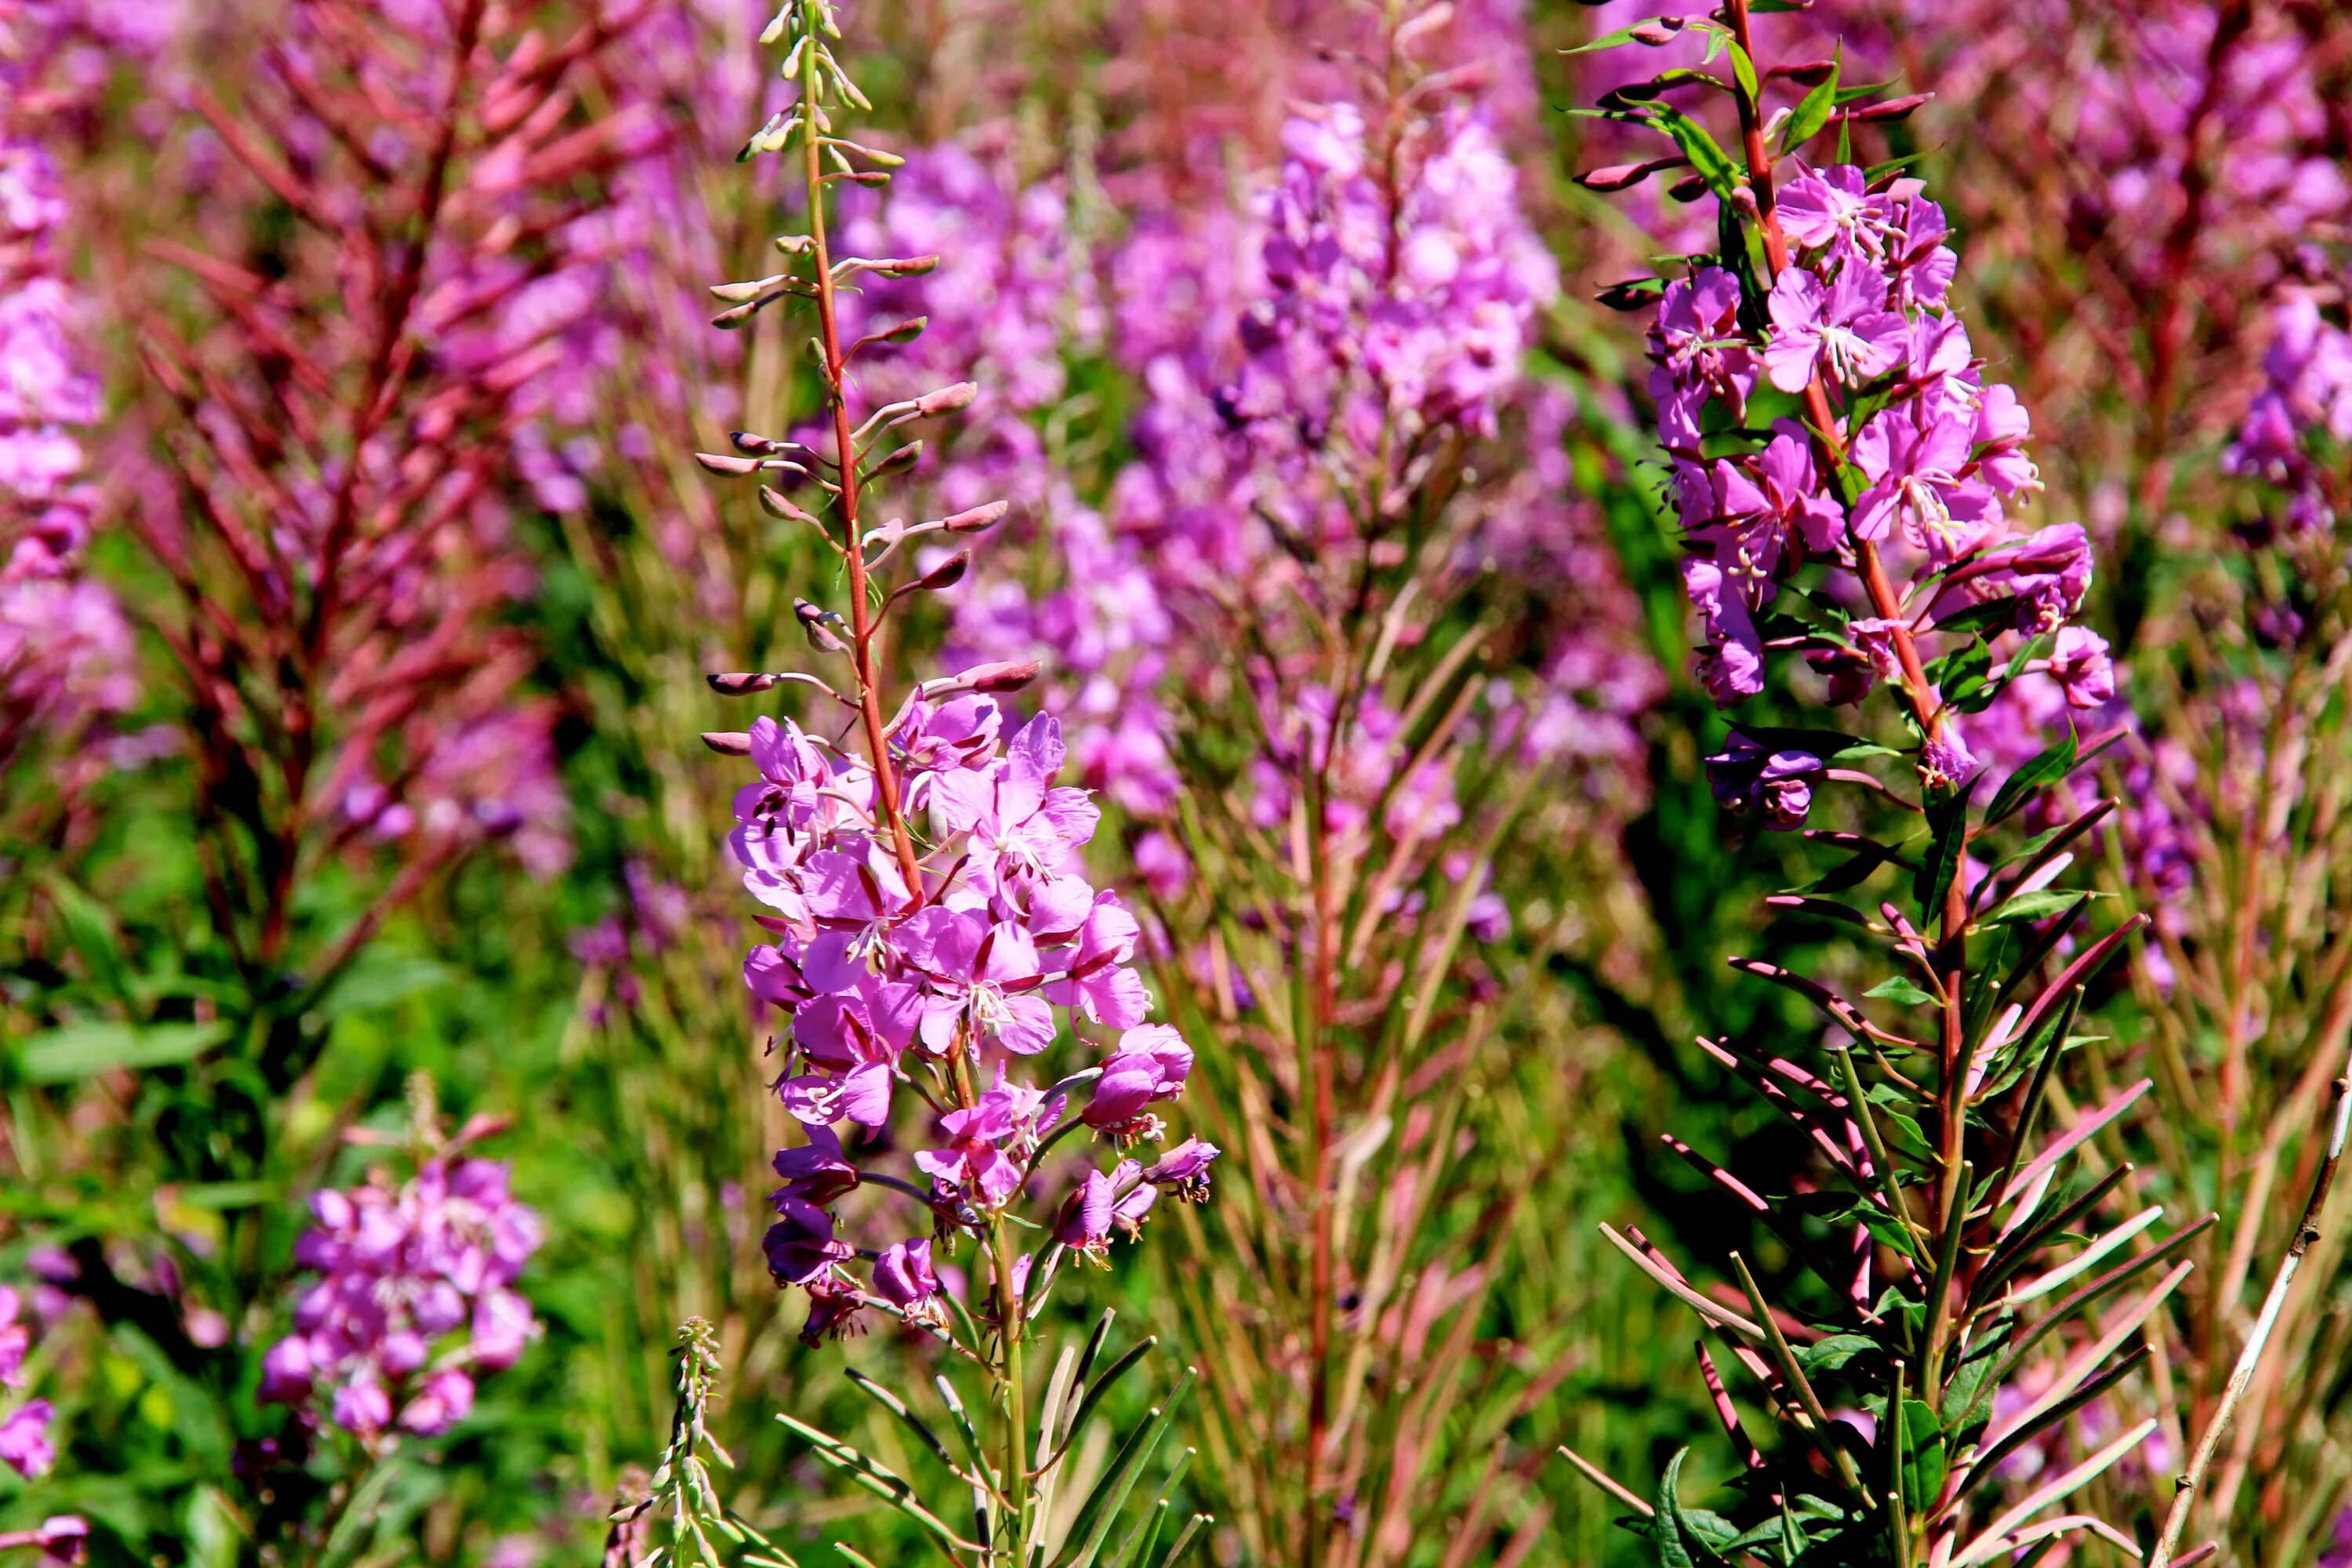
1777,50,1839,153
1795,1334,1877,1375
1984,730,2078,828
1052,1368,1195,1568
1898,1399,1947,1512
1567,17,1676,53
1798,842,1900,895
1726,42,1759,103
1651,1450,1735,1568
1926,637,1991,706
844,1369,955,1471
776,1414,982,1561
1929,596,2024,637
1864,977,1936,1007
1648,107,1741,201
315,953,455,1018
1984,889,2107,927
39,872,135,1009
14,1020,231,1083
1911,775,1977,925
1834,78,1898,103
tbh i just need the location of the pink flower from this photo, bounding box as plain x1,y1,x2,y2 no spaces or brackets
0,1399,53,1478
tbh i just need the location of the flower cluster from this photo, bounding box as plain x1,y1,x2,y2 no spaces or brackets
0,1286,56,1480
0,107,134,775
1218,100,1559,536
262,1156,543,1439
1650,158,2111,815
732,698,1216,1340
2227,283,2352,532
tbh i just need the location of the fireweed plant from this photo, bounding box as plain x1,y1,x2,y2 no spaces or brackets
1064,3,1661,1559
2061,274,2352,1560
1555,2,2336,1562
5,2,649,1559
684,4,1214,1564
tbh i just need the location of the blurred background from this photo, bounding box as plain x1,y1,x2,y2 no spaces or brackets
2,0,2349,1564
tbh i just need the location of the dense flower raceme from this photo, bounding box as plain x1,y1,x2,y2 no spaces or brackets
2228,281,2352,532
261,1156,543,1439
1104,93,1659,810
729,699,1216,1341
1647,158,2118,811
829,145,1189,816
0,93,135,775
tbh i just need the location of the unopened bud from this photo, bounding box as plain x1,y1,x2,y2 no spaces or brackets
731,430,785,456
708,672,781,695
796,598,851,654
1629,19,1684,44
1575,158,1683,193
960,659,1041,694
759,485,816,523
913,550,969,592
709,274,786,304
1777,58,1838,85
701,731,753,756
695,451,761,476
1846,93,1929,123
942,499,1009,533
1668,173,1710,204
865,441,923,480
916,382,978,416
869,255,940,277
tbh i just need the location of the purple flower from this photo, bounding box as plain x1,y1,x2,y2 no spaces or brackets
0,1399,53,1478
1057,1168,1119,1260
1083,1025,1194,1134
1849,406,2004,563
1144,1138,1221,1202
1776,164,1877,257
1043,895,1150,1029
901,909,1058,1058
771,1124,860,1207
873,1239,942,1319
1762,263,1905,393
1682,558,1766,703
1921,728,1980,792
264,1153,542,1435
2048,626,2116,710
1705,734,1824,831
763,1197,853,1287
397,1369,476,1436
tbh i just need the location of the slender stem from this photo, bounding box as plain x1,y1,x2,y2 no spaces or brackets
798,31,924,898
992,1215,1031,1558
2148,1076,2352,1568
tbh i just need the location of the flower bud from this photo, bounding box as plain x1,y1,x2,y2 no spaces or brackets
911,550,968,593
916,382,978,416
701,731,753,756
694,450,761,476
943,499,1008,533
707,672,779,695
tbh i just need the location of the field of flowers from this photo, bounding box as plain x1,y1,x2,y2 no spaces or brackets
3,0,2350,1564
